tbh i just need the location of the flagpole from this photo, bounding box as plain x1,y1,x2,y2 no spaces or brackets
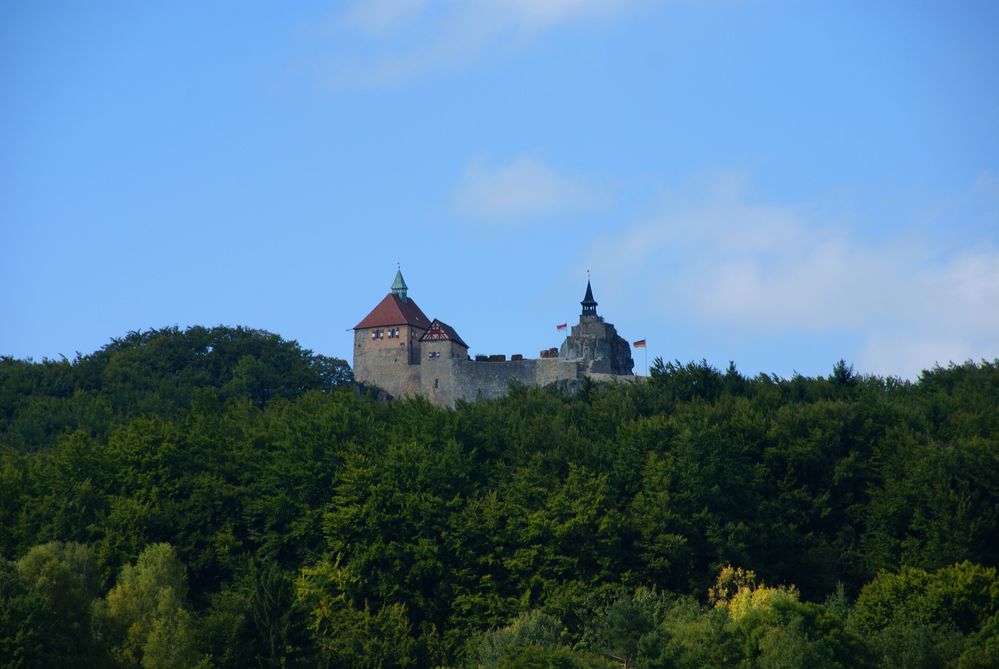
645,343,648,377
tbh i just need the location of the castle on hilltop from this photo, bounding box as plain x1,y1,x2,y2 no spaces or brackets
353,269,636,406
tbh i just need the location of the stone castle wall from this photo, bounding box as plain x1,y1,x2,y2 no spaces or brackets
353,279,637,406
356,333,637,406
353,325,424,399
356,328,637,407
559,315,634,375
450,358,538,403
420,357,584,405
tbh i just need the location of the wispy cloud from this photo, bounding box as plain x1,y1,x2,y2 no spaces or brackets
321,0,646,87
452,154,608,220
580,170,999,378
347,0,431,35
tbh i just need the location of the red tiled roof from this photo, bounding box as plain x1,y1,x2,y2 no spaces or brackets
354,293,431,330
419,319,469,349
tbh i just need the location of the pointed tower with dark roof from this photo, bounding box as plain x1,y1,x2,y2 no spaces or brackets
581,280,598,316
559,277,634,375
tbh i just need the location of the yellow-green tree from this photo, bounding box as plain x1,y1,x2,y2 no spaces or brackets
93,543,207,669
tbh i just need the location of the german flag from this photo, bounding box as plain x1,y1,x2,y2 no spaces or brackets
632,339,646,348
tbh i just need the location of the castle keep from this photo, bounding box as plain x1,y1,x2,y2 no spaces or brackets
353,270,635,406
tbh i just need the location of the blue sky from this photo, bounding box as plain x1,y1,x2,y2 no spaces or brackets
2,1,997,379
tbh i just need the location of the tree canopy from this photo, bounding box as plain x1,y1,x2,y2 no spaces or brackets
2,330,997,667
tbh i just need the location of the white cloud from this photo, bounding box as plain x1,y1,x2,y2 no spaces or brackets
453,154,607,220
348,0,430,35
580,170,999,378
860,335,976,379
323,0,646,87
492,0,639,31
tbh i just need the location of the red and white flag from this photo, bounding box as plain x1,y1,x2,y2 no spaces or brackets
556,323,567,331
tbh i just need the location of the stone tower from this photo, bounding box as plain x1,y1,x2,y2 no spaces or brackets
419,319,471,406
352,268,432,398
559,279,634,375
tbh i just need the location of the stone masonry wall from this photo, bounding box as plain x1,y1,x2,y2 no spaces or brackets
449,358,539,403
559,315,634,375
420,339,467,406
353,325,424,399
433,357,583,406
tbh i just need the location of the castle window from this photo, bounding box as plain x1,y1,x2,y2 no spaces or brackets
428,351,440,359
371,329,384,340
389,328,400,338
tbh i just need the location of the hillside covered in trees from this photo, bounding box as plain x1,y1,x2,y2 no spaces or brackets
2,326,998,668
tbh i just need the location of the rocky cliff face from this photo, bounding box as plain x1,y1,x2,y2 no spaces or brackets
559,315,634,375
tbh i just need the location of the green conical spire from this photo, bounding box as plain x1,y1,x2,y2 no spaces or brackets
391,266,408,302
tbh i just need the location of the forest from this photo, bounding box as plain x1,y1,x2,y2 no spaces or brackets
1,325,998,668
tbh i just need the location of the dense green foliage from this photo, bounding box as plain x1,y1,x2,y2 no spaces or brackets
2,330,998,668
0,326,352,453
